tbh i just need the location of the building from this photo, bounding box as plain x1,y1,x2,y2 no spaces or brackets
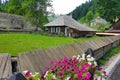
106,20,120,33
90,17,107,27
45,15,97,37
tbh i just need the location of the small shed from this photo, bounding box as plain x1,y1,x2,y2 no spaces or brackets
106,20,120,33
45,15,97,37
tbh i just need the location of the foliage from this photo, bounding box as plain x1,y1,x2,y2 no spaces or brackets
2,0,52,30
92,22,111,32
0,33,101,56
23,53,107,80
96,0,120,23
4,0,24,15
58,32,66,37
23,71,40,80
69,0,99,20
21,0,51,30
85,11,94,26
98,45,120,66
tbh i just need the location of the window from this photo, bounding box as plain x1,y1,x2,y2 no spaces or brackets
51,27,55,33
56,27,60,33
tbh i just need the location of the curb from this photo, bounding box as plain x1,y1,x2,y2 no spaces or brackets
96,53,120,80
106,54,120,80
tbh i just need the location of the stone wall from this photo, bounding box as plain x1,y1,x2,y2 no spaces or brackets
0,13,35,31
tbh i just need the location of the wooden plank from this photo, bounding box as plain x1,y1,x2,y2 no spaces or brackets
61,44,78,57
18,53,26,72
23,53,36,73
18,53,35,73
25,51,40,73
31,49,46,73
55,46,68,58
104,44,111,54
0,54,9,79
71,43,83,55
31,49,45,73
2,54,12,79
78,42,88,52
61,45,74,57
87,40,100,50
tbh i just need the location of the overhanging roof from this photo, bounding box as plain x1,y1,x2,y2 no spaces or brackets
45,15,97,32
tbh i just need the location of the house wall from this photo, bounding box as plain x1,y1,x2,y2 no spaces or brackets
47,26,65,34
70,28,96,37
113,21,120,30
47,27,96,37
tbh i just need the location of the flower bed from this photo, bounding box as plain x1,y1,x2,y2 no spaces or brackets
23,51,107,80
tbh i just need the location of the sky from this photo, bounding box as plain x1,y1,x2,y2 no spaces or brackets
51,0,88,14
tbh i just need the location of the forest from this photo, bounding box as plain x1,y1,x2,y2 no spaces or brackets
69,0,120,31
0,0,120,31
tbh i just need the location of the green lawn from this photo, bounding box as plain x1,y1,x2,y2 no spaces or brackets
0,33,101,56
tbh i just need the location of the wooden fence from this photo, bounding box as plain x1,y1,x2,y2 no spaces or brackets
17,36,120,74
0,54,12,80
0,36,120,79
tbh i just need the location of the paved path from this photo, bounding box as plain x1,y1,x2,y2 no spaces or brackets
109,63,120,80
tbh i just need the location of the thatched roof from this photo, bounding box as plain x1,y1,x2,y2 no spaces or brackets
45,15,96,32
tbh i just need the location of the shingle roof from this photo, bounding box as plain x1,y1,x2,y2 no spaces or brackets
106,20,120,32
45,15,96,32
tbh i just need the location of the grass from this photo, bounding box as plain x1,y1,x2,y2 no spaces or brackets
0,33,101,56
97,45,120,66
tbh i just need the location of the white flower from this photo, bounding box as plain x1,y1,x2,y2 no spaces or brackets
87,55,91,58
35,72,39,75
23,70,28,74
65,76,71,80
72,55,76,58
88,62,92,66
32,74,35,77
53,75,56,79
80,53,85,60
77,55,80,60
94,61,97,66
44,71,48,78
87,57,95,61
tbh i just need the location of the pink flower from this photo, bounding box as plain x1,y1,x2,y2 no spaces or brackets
85,62,91,67
50,61,57,65
25,71,31,77
81,65,86,71
98,67,102,71
86,72,92,79
83,72,92,80
77,71,82,79
29,78,34,80
103,71,107,76
59,72,63,77
92,67,96,71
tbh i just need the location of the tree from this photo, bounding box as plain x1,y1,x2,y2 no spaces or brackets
21,0,52,30
4,0,24,15
85,11,94,26
97,0,120,23
3,0,52,30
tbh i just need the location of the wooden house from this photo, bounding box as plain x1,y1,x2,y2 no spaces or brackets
45,15,97,37
106,21,120,33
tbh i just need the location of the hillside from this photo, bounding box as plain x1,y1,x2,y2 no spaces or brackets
69,0,98,20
